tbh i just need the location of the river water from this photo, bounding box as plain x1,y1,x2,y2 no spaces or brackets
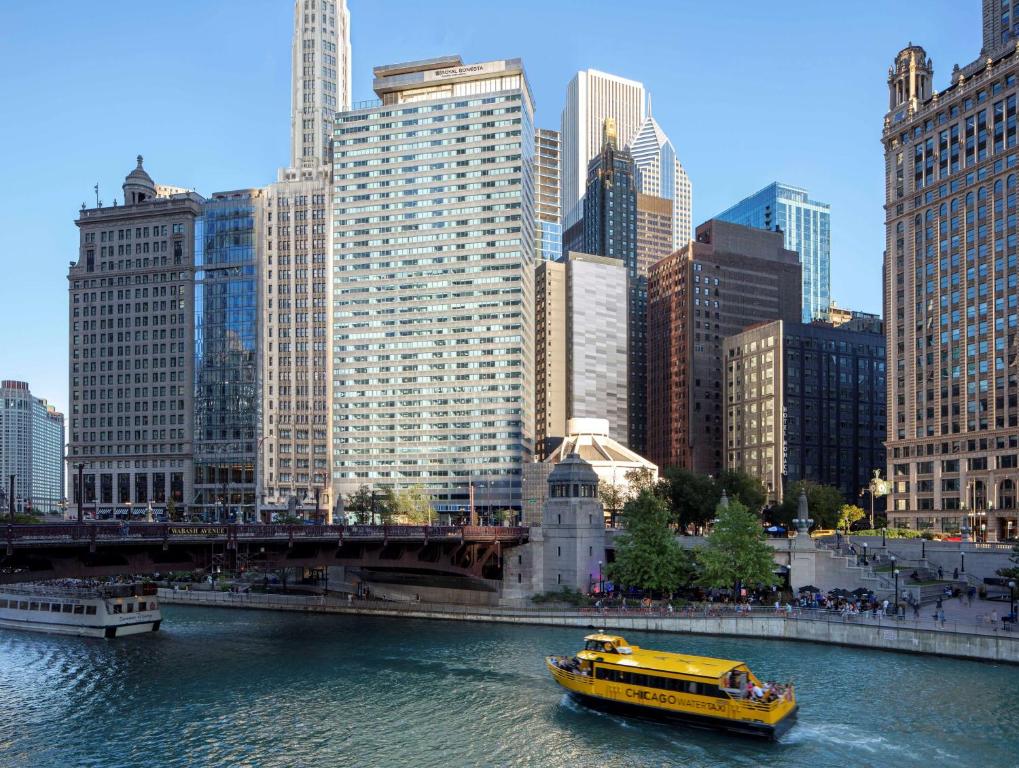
1,605,1017,767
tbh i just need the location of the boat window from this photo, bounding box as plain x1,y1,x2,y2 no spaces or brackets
73,605,84,615
29,602,39,611
139,601,148,611
85,606,97,615
51,604,62,612
0,599,7,608
112,604,122,614
595,667,727,698
18,601,28,610
39,603,50,612
126,603,134,614
62,604,73,613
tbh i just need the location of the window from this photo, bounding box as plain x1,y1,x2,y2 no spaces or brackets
85,605,97,615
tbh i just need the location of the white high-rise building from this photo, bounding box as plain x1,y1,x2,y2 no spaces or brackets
332,56,536,513
627,99,693,249
560,70,645,230
289,0,352,170
255,0,351,519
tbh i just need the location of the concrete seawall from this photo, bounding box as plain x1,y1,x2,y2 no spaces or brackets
159,590,1019,665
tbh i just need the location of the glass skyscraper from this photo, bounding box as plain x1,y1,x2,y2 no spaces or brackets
715,182,831,323
193,190,263,521
331,56,536,512
536,128,561,262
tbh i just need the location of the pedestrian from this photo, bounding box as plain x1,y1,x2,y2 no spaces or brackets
953,567,959,580
936,596,943,610
938,608,945,627
882,598,889,615
913,602,920,619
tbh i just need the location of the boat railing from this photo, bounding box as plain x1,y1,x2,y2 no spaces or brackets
2,584,102,599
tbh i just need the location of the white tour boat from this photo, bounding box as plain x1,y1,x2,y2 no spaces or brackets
0,582,162,638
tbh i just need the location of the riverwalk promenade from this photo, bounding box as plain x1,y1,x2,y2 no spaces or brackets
159,588,1019,665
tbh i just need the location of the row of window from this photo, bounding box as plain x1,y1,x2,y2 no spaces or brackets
0,600,95,615
593,667,727,698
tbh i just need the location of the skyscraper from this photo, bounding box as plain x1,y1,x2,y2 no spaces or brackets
647,220,801,474
715,182,831,323
0,381,64,515
536,128,562,262
561,69,646,230
535,260,567,460
254,0,349,519
193,189,264,522
636,193,674,278
628,101,693,248
582,119,644,452
882,3,1019,537
289,0,352,170
723,319,886,505
69,158,203,517
332,56,536,512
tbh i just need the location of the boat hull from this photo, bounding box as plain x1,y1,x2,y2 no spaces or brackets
567,689,797,741
0,616,160,638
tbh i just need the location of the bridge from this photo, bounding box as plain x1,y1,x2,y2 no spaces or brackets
1,523,529,586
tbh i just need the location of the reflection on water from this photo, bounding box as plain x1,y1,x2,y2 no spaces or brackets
0,606,1016,767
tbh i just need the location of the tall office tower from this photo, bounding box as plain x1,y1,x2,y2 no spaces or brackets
715,183,831,323
536,128,562,262
882,4,1019,537
535,260,567,460
646,220,801,474
0,381,65,515
290,0,352,170
636,193,674,278
565,253,629,443
628,101,693,248
723,320,886,505
535,253,630,458
69,158,202,518
582,119,643,451
561,69,646,230
251,0,347,519
332,56,536,513
193,190,264,522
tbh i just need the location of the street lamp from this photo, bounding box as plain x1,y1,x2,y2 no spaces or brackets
598,560,603,594
961,550,966,574
882,527,887,548
894,568,900,614
863,542,869,565
1010,580,1017,621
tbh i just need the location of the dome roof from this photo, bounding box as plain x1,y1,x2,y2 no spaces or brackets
545,418,657,473
123,155,156,204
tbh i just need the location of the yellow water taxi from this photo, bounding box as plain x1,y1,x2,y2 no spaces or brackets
547,633,797,740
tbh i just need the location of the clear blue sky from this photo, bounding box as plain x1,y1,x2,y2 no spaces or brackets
0,0,980,416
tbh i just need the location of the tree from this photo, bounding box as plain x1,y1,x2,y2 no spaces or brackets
625,467,664,498
392,486,432,524
166,497,178,521
717,470,766,513
598,481,626,521
661,467,717,529
607,490,696,594
997,543,1019,580
345,485,376,524
696,499,778,593
837,504,866,533
775,481,845,529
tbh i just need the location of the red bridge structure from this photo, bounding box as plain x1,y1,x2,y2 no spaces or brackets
1,523,529,586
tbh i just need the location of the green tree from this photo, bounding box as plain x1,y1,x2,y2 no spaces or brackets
717,470,766,513
661,467,717,529
166,497,178,521
837,503,866,533
775,481,845,529
606,491,696,594
598,480,626,520
997,543,1019,580
696,499,777,593
345,485,376,524
392,486,432,524
625,467,665,498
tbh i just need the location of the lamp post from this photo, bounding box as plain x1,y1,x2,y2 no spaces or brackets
76,462,86,524
921,539,926,560
863,542,869,566
598,560,603,594
961,550,966,574
882,527,887,548
894,568,900,614
1010,580,1017,621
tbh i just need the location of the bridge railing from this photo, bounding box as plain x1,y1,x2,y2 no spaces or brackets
4,522,529,543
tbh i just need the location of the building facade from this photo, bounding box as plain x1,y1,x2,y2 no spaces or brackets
628,102,693,248
565,253,629,444
193,190,264,522
882,3,1019,537
715,182,831,323
535,259,567,460
724,320,886,505
536,128,562,262
647,220,801,474
332,56,536,513
289,0,352,170
69,158,202,517
636,193,674,278
0,381,65,515
560,69,645,230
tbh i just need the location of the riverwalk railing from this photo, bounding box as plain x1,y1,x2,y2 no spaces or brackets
157,589,1019,643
